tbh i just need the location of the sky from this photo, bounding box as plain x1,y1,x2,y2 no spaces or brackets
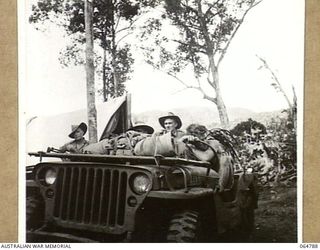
20,0,305,118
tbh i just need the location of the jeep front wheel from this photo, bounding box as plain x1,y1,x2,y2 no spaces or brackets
26,196,44,230
166,210,201,243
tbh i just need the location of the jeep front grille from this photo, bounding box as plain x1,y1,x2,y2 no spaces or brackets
53,166,127,228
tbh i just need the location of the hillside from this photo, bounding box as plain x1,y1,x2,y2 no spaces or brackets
132,106,287,131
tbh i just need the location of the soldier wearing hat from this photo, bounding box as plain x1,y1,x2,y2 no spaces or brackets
127,122,154,134
158,112,185,139
140,112,185,156
59,122,89,154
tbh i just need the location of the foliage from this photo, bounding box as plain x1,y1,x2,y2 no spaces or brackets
232,113,297,187
209,128,238,160
231,118,266,138
29,0,145,100
139,0,262,127
97,45,134,98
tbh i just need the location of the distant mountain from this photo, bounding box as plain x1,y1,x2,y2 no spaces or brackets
132,106,287,130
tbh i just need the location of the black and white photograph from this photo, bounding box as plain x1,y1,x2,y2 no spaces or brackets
20,0,304,245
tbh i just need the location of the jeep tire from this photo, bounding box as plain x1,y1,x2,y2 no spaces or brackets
166,210,201,243
26,196,43,230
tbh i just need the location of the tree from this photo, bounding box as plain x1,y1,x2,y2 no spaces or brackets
231,117,296,187
139,0,262,127
85,0,97,143
256,55,297,130
231,118,266,138
29,0,142,101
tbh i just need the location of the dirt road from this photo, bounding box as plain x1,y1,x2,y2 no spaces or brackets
250,186,297,243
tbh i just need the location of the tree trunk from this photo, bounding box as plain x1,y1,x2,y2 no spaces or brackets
292,86,297,131
102,47,107,102
110,1,119,97
216,91,229,128
209,57,229,128
85,0,98,143
111,42,119,97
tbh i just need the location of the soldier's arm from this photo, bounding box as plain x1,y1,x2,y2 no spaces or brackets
190,147,215,162
207,140,227,154
208,140,234,192
59,141,73,153
179,136,217,162
59,143,68,153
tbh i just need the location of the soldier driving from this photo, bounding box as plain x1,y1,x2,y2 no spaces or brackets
59,122,89,154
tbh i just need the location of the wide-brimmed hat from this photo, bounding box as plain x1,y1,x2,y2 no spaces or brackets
127,122,154,134
69,122,87,138
159,112,182,129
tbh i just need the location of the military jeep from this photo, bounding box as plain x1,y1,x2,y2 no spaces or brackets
26,150,258,243
26,96,258,242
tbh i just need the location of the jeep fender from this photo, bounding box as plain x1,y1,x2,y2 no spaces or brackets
213,173,258,234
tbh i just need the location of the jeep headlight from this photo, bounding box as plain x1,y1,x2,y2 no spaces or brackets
45,168,57,185
130,173,151,195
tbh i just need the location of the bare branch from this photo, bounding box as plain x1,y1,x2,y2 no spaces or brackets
170,87,189,95
186,84,217,103
201,90,217,103
146,59,217,104
189,56,217,103
205,0,223,17
172,16,199,40
116,25,132,34
116,32,133,47
114,14,121,31
252,0,263,8
256,55,293,109
292,85,297,105
171,39,207,54
216,0,263,68
207,59,217,89
181,1,198,15
167,71,192,88
116,15,142,35
146,61,192,88
207,77,216,89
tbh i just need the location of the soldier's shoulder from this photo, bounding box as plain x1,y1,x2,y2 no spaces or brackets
206,138,224,150
154,130,166,136
176,130,186,136
65,140,76,146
